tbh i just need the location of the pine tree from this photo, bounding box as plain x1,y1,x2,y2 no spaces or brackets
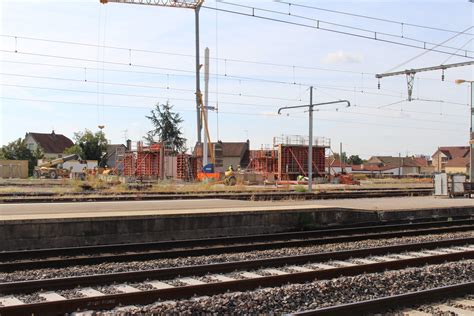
145,102,186,154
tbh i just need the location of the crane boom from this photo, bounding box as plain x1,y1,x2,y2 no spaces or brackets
100,0,205,144
100,0,203,9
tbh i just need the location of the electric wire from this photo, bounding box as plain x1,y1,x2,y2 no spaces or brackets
221,2,474,55
201,5,473,59
0,71,301,102
1,96,463,133
4,82,464,119
0,83,283,109
2,83,464,124
2,55,467,106
385,26,473,73
0,34,464,82
440,38,474,65
279,1,474,36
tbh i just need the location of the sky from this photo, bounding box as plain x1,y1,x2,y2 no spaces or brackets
0,0,473,159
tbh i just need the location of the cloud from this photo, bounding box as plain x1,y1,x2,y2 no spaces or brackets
322,51,363,64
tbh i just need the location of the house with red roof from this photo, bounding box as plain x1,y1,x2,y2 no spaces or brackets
24,131,74,159
351,155,432,176
432,146,469,172
325,158,352,174
444,156,470,175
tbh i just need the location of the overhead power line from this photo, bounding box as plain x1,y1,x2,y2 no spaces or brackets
1,35,461,84
1,96,463,133
2,50,468,105
0,83,281,109
279,1,474,36
384,26,473,73
203,3,474,59
3,66,468,107
0,72,300,102
0,34,372,76
220,2,474,56
1,59,468,107
3,82,464,121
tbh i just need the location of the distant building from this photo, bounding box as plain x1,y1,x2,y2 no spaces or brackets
432,146,469,172
412,156,435,175
325,158,352,174
351,164,392,175
24,131,74,159
104,144,127,168
365,156,422,176
444,156,470,175
194,140,250,170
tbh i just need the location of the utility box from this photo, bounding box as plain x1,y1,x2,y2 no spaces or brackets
450,174,466,197
434,173,448,196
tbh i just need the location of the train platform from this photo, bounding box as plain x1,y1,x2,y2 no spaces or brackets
1,196,473,251
1,196,472,220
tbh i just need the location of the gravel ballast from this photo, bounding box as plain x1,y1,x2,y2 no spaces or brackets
1,231,472,282
99,260,474,315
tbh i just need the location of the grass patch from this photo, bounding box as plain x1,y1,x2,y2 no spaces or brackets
294,185,308,193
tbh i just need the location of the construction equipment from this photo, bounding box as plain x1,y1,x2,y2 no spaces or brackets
224,166,237,186
338,173,360,185
33,154,79,179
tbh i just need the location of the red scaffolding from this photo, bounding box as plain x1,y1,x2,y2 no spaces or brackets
274,135,330,181
248,149,278,179
122,141,163,179
176,153,197,181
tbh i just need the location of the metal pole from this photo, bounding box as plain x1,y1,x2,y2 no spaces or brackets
470,82,474,181
203,47,209,168
278,98,350,191
339,142,343,173
398,152,402,178
195,7,202,144
308,86,313,192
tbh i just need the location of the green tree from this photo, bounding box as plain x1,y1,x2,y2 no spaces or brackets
145,101,186,154
63,144,83,156
348,155,364,165
0,138,44,175
65,129,108,164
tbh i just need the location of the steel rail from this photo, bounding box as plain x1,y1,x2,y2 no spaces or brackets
1,237,472,295
2,222,473,272
1,250,472,316
0,188,433,203
0,186,434,197
2,218,471,261
291,282,474,315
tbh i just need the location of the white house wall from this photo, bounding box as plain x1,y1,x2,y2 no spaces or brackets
63,160,98,172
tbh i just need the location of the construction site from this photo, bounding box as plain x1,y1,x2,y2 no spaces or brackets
108,135,330,184
1,0,474,315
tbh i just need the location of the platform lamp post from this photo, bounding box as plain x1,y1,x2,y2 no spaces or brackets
455,79,474,181
278,88,350,192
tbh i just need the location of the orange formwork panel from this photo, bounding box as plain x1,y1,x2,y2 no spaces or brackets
123,141,162,178
177,154,197,181
248,149,278,178
277,145,326,180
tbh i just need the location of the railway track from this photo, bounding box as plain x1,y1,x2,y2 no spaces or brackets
291,283,474,315
1,243,472,316
0,187,433,203
2,218,473,271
